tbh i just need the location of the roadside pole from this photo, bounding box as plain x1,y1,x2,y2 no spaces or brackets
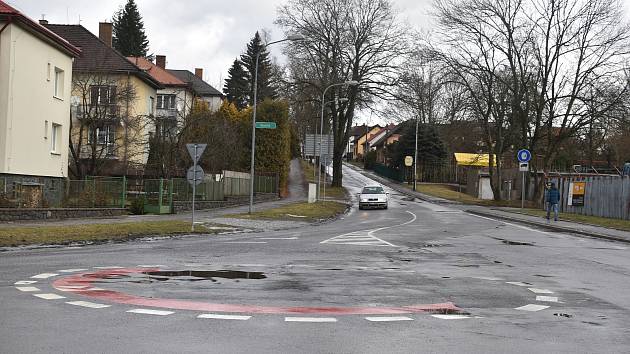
187,143,206,232
192,145,197,231
517,149,531,209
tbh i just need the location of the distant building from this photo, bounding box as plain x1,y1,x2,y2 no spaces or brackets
167,68,224,112
0,2,81,206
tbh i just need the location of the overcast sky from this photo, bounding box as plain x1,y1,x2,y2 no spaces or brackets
7,0,433,93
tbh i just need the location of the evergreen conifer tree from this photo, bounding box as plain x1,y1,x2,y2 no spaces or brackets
223,59,250,110
240,32,277,105
112,0,150,57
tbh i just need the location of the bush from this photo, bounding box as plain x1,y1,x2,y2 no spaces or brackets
364,150,377,170
129,197,145,215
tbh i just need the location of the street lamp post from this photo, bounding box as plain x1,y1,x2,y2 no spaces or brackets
249,34,304,214
317,81,359,201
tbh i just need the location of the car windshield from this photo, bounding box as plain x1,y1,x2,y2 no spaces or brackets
362,186,384,194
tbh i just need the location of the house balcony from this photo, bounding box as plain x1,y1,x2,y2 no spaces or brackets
73,104,120,122
156,108,179,120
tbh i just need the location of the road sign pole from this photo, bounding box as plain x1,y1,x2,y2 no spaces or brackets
192,144,197,232
521,171,525,209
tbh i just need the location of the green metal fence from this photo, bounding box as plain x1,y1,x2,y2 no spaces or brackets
254,175,277,194
224,177,250,196
64,176,126,208
373,163,404,182
171,178,224,202
143,179,172,214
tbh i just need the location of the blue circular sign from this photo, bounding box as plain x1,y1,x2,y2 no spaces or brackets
517,149,531,162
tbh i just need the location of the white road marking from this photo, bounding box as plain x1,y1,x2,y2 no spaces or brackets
365,316,413,322
259,237,298,240
431,314,471,319
33,293,66,300
506,282,530,287
223,242,268,244
14,280,37,285
58,269,88,273
66,301,111,309
127,309,174,316
16,286,40,292
321,211,417,247
197,314,252,320
31,273,58,279
93,266,124,269
515,304,549,311
467,213,551,235
536,296,559,302
285,317,337,323
528,288,554,294
472,276,504,281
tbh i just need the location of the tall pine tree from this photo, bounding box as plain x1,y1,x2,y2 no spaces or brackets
240,32,277,105
223,59,249,110
112,0,149,57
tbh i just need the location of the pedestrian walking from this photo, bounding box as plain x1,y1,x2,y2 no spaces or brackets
545,182,560,221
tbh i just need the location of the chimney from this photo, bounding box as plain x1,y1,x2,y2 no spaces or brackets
39,19,48,25
156,55,166,69
99,22,113,47
195,68,203,79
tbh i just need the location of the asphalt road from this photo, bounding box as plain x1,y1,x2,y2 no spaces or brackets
2,166,630,353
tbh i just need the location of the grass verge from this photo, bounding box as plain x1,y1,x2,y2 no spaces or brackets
403,183,538,208
511,209,630,232
0,221,231,247
226,201,348,222
300,160,347,200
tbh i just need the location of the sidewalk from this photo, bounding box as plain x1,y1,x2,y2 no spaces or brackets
344,163,630,243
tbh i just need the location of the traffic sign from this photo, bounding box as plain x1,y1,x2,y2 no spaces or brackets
255,121,277,129
519,162,529,172
186,143,207,163
517,149,531,163
187,165,204,186
404,156,413,167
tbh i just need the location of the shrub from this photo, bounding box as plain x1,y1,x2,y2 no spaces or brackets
129,197,145,215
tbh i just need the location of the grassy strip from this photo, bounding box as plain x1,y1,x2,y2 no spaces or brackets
512,209,630,232
300,160,347,200
226,201,347,222
0,221,229,247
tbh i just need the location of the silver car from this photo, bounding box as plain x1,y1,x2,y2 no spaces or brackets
358,185,389,210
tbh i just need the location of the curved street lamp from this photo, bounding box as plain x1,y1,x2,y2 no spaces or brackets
317,80,359,200
249,34,305,214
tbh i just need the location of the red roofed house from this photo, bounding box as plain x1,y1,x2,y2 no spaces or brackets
0,1,81,206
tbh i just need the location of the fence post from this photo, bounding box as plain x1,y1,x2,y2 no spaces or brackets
168,179,174,213
121,176,127,208
92,178,96,208
158,178,164,211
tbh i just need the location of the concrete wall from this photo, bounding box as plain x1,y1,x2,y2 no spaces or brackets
0,21,73,178
0,207,126,222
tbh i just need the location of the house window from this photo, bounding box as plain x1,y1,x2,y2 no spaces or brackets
149,96,155,115
88,125,116,156
90,85,116,106
54,68,64,98
157,94,176,110
47,63,51,81
51,123,61,153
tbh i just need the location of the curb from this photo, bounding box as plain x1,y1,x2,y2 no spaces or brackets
466,209,630,244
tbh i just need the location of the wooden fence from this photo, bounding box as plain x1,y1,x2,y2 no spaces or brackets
546,175,630,220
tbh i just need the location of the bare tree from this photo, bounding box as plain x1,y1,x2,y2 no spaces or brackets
277,0,410,187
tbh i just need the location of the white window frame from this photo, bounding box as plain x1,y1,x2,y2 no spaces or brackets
51,123,61,154
53,67,64,98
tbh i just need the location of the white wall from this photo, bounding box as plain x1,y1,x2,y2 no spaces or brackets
0,22,73,178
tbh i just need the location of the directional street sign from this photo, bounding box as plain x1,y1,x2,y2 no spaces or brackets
517,149,531,163
187,165,204,186
255,121,277,129
186,143,207,164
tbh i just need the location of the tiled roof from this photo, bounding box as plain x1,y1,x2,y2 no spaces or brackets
0,1,80,57
167,69,223,97
43,24,162,89
127,57,188,87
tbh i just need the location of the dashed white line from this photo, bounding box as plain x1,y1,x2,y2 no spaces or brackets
365,316,413,322
127,309,174,316
197,314,252,320
66,301,111,309
14,280,38,285
536,296,559,302
16,286,40,292
33,293,66,300
223,242,268,244
58,269,89,273
515,304,549,312
506,282,530,287
285,317,338,323
528,288,554,294
431,314,471,320
31,273,58,279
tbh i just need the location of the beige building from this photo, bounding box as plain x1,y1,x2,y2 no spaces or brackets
44,22,163,178
0,2,81,205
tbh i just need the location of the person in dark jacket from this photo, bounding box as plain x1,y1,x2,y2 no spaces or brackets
546,183,560,221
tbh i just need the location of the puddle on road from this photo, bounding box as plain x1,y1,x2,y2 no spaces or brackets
92,270,267,284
